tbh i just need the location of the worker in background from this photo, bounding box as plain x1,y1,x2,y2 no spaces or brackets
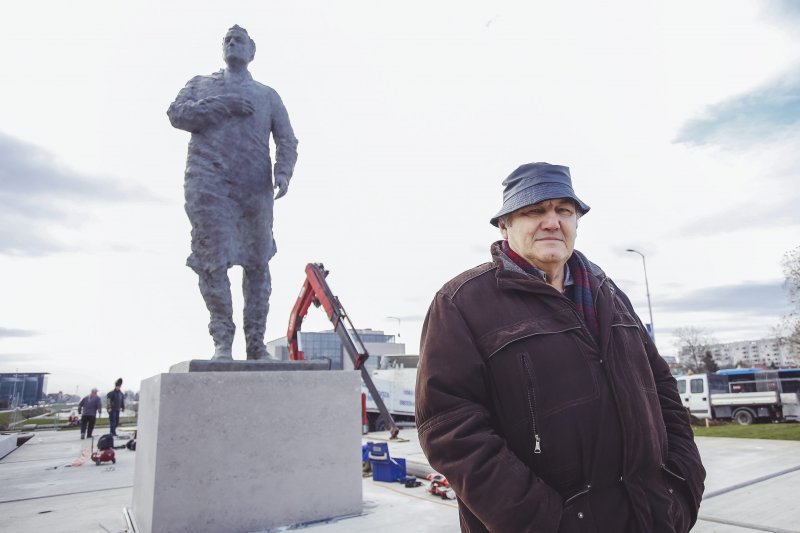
106,377,125,436
78,388,102,440
415,162,705,532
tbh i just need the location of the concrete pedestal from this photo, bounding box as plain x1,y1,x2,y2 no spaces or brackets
130,370,362,533
0,434,17,459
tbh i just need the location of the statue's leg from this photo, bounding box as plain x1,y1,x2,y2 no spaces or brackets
198,267,235,360
243,264,272,360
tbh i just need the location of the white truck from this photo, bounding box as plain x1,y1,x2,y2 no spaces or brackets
362,355,418,431
675,372,800,425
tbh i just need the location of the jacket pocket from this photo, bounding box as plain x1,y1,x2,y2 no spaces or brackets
610,316,657,392
558,486,597,533
661,464,691,533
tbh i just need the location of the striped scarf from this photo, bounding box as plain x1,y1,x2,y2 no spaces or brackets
500,242,600,340
566,249,600,340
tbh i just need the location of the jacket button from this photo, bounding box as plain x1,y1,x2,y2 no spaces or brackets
577,512,584,519
668,488,674,494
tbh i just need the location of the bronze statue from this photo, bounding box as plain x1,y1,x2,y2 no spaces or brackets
168,25,298,360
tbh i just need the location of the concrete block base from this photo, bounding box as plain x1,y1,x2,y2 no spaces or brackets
169,359,331,373
0,434,17,459
131,371,362,533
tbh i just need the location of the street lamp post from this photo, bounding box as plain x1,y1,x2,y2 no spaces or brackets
626,248,655,342
386,316,402,339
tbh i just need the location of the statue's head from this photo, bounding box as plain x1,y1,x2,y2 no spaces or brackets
222,25,256,70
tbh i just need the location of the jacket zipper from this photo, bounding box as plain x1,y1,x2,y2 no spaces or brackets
520,355,542,455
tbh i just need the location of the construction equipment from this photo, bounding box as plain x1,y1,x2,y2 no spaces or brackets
287,263,400,438
426,473,456,500
91,434,116,466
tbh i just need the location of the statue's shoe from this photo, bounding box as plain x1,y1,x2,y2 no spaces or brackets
211,345,233,360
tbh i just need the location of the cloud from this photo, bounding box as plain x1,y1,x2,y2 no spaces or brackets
656,280,790,315
672,193,800,236
674,69,800,148
761,1,800,28
0,131,157,256
0,327,37,339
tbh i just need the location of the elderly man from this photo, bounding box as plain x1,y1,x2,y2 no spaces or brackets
167,25,298,360
416,163,705,532
78,388,102,440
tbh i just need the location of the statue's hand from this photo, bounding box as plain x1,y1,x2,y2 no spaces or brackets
274,174,289,199
218,94,255,117
199,96,235,123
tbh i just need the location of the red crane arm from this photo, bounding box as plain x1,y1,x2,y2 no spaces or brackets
285,262,399,438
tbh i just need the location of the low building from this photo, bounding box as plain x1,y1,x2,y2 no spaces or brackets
0,372,48,408
267,329,405,371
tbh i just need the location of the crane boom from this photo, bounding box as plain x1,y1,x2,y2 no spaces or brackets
287,263,400,438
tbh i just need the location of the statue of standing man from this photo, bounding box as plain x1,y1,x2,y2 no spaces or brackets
168,25,298,361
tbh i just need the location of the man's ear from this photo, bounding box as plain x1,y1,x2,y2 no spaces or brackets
498,220,508,239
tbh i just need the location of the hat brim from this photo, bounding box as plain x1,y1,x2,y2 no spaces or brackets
490,183,590,226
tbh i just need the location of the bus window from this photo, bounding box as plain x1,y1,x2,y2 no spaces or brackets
690,378,704,394
677,380,686,394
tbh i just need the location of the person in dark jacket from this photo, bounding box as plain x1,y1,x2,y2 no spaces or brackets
106,377,125,436
416,162,705,533
78,388,103,440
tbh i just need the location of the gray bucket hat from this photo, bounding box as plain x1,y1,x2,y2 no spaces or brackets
490,162,590,226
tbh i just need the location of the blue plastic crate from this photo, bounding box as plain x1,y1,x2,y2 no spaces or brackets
371,457,407,482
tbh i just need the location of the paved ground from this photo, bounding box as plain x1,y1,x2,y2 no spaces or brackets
1,428,799,532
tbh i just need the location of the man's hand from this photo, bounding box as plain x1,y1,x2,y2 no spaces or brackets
274,174,289,199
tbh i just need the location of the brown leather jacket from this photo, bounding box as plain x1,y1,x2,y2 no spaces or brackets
416,243,704,532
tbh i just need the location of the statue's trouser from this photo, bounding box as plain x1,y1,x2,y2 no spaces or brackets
242,265,272,360
198,265,272,360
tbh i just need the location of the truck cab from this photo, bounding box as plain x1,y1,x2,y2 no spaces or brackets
675,373,729,420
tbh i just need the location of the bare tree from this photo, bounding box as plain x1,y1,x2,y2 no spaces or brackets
674,327,716,372
702,350,719,372
776,246,800,349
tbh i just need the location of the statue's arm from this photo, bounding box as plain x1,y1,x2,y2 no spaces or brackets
270,90,299,192
167,77,230,133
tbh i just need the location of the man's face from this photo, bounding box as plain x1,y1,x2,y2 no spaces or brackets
499,198,578,271
223,30,252,67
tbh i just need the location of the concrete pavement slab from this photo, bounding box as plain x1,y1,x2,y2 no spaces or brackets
2,429,800,532
693,437,800,533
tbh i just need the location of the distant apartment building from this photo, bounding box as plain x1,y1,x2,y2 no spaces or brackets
0,372,48,407
267,329,405,370
692,337,800,368
660,355,686,375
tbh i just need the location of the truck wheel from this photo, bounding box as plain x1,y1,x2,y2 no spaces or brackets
733,408,755,426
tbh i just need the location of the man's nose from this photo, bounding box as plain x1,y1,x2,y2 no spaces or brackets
542,211,560,229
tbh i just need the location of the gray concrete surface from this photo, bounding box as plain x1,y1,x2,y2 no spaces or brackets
1,429,799,532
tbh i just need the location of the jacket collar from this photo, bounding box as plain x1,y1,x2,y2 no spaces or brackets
490,240,617,354
490,241,606,293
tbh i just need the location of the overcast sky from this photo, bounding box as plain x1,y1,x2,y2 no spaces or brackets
1,0,798,394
